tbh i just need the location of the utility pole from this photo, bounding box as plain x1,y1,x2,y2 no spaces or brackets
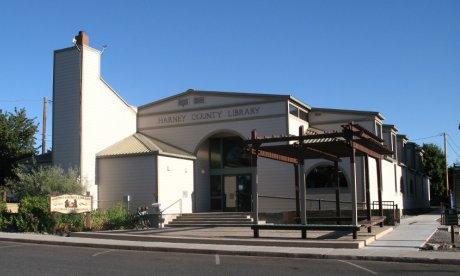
41,97,47,154
443,132,449,198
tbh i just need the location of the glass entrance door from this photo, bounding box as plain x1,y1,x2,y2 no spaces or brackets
236,174,252,212
224,176,237,212
222,174,252,212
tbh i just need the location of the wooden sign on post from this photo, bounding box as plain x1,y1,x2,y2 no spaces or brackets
50,194,92,214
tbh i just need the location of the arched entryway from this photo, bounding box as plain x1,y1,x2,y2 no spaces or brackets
195,131,252,212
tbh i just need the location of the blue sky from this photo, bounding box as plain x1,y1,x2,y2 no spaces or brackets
0,0,459,163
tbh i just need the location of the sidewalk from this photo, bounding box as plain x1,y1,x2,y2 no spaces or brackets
365,211,440,250
0,231,459,265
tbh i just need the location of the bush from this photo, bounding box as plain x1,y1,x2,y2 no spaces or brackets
16,196,53,233
90,203,134,231
0,201,8,230
54,213,85,233
105,203,134,230
7,166,84,199
90,208,107,231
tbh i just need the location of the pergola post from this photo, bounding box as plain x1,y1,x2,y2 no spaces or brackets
376,158,384,227
364,155,372,233
349,147,358,239
334,160,341,225
299,161,307,226
298,126,307,233
250,130,259,229
294,164,300,222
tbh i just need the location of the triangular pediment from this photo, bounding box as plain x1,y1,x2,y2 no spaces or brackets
138,89,290,114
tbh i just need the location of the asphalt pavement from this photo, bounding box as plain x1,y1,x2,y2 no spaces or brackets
1,241,459,276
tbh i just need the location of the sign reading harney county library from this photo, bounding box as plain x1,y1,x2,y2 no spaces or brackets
50,194,92,214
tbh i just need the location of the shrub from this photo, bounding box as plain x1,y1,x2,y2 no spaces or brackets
0,201,7,230
89,203,134,231
16,196,53,233
54,213,85,233
7,166,84,199
90,208,107,231
105,203,134,230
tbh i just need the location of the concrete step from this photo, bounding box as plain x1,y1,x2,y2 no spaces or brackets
174,217,253,222
166,212,258,228
166,222,264,227
170,220,255,225
180,213,251,218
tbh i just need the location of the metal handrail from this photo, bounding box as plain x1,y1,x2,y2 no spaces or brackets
258,194,366,205
158,198,182,215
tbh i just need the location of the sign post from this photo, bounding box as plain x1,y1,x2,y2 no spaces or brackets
442,209,458,248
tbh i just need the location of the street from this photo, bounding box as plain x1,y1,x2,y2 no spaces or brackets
0,241,459,275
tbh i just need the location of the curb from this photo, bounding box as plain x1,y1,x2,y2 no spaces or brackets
1,236,459,265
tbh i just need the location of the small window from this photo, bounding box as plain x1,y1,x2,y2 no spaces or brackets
289,104,299,116
299,110,309,121
194,96,205,104
375,123,382,138
178,98,189,107
391,134,397,159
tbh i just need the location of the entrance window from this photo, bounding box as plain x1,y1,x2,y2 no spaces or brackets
209,137,250,169
223,137,250,168
306,165,347,188
208,135,252,212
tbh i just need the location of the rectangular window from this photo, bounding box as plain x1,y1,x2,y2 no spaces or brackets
209,138,221,169
194,96,205,104
289,104,299,116
375,123,382,138
299,110,309,121
391,134,397,159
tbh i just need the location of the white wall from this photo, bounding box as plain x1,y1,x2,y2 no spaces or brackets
97,155,156,211
381,159,403,209
157,156,194,214
53,45,137,208
80,46,137,207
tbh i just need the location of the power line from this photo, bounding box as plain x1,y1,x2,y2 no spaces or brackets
447,133,460,152
412,133,443,141
447,140,460,157
0,99,43,103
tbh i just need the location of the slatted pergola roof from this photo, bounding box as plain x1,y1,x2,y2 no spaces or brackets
245,123,393,164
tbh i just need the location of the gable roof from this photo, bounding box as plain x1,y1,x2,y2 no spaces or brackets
311,107,385,120
97,133,195,160
138,89,311,110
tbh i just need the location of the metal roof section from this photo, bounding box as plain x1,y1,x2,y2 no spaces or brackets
138,89,311,111
311,107,385,120
97,133,196,159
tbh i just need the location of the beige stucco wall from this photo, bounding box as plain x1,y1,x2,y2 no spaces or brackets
97,155,156,211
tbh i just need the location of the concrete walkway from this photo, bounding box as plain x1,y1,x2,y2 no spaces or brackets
365,211,440,250
0,230,459,265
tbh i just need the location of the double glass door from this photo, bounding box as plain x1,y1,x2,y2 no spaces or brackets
210,174,252,212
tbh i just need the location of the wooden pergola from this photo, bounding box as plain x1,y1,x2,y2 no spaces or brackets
245,123,394,237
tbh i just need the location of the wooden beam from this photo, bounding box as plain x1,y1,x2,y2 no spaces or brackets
249,148,298,164
352,142,382,159
302,146,341,162
244,132,343,145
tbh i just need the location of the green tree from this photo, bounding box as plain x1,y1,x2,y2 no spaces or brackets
6,166,84,199
422,143,447,201
0,108,38,198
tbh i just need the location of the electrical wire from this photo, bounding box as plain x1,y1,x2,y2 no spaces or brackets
447,133,460,152
447,140,460,157
411,133,443,141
